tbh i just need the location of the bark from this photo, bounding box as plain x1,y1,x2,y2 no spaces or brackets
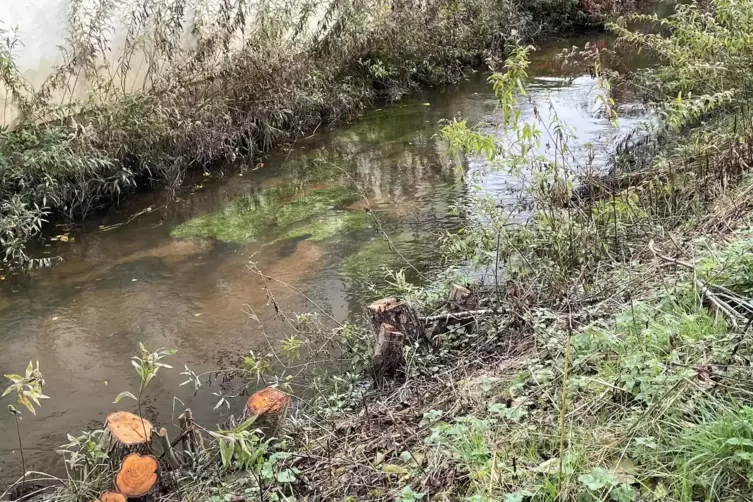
372,323,405,382
367,298,423,343
156,428,181,470
245,387,291,432
103,412,153,461
178,409,203,455
430,284,480,338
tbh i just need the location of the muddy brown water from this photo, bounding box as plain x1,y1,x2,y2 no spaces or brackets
0,32,653,481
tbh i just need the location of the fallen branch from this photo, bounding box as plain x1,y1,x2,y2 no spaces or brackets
695,279,740,329
419,309,496,324
648,241,742,329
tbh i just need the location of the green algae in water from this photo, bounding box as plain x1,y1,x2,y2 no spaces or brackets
277,211,371,242
341,233,434,286
171,185,359,242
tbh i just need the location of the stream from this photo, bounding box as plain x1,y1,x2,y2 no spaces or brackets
0,31,654,481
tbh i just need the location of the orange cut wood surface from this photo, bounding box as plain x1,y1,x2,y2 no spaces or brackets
246,387,291,416
107,411,153,445
99,491,127,502
115,453,159,497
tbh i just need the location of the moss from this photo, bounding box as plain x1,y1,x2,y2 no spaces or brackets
171,185,359,242
277,211,371,242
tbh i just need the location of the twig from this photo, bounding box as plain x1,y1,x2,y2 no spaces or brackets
695,279,740,329
649,241,741,329
418,309,496,323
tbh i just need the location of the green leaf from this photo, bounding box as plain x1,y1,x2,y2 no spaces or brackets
726,437,753,447
113,391,137,403
610,484,636,502
504,491,533,502
579,468,616,491
18,394,35,415
276,469,297,483
219,439,234,468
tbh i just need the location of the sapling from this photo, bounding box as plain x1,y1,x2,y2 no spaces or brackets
114,343,176,443
3,360,49,494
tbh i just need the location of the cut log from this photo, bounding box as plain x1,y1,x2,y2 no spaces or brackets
156,428,181,470
367,298,423,343
99,491,127,502
114,453,159,500
103,411,153,460
372,323,405,382
246,387,291,432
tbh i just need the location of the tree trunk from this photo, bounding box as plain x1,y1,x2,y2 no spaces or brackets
114,453,159,502
431,284,480,338
103,411,153,461
245,387,291,433
372,323,405,382
367,298,423,343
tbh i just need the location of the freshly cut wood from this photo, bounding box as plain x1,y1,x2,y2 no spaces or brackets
367,297,423,343
115,453,159,499
372,323,405,382
246,387,291,416
99,491,127,502
246,387,291,431
104,411,153,459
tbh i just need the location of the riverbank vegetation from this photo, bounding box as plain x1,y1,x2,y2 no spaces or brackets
0,0,620,269
5,0,753,500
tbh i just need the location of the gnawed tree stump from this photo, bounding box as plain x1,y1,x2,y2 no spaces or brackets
115,453,159,501
367,298,423,343
103,412,153,460
246,387,291,432
431,284,480,338
178,408,203,455
98,491,126,502
372,323,405,382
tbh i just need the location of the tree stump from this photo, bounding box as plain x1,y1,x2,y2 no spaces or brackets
114,453,159,501
367,298,423,343
246,387,291,432
431,284,480,338
103,411,153,460
178,408,203,455
98,491,127,502
372,323,405,382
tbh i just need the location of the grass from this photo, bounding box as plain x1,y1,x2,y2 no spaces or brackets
11,1,753,500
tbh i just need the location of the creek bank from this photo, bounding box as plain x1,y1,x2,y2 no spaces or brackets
0,0,631,270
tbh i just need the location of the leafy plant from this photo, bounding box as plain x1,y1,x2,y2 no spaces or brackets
3,361,48,492
114,343,175,438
